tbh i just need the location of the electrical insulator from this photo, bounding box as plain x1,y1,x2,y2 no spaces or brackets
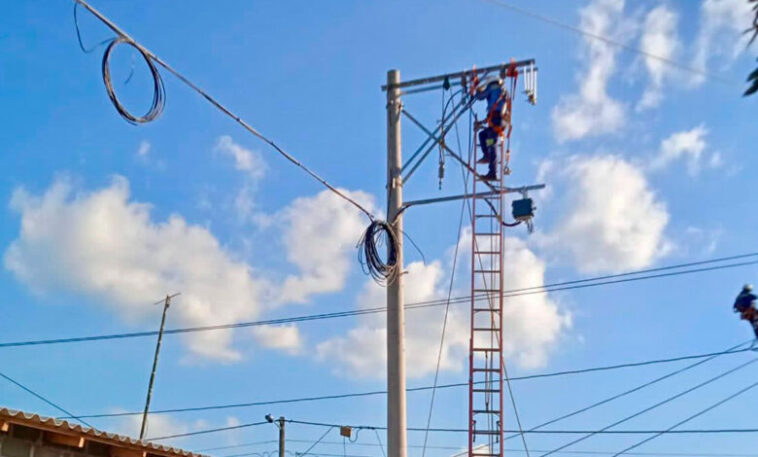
438,158,445,190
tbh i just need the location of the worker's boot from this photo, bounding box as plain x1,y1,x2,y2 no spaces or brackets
481,164,498,181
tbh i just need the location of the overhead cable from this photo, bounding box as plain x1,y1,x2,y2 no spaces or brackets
148,420,269,441
167,416,758,437
72,0,375,221
479,0,740,87
5,252,758,350
421,141,470,457
212,439,758,457
612,378,758,456
539,357,758,456
0,370,93,428
503,340,751,442
63,345,753,419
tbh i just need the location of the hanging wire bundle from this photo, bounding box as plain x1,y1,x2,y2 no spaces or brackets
74,0,405,286
357,220,399,286
101,36,165,124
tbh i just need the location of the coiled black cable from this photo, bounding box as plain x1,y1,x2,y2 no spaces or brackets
101,36,165,124
357,220,399,286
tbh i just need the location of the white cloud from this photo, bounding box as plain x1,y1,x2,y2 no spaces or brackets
233,184,257,223
638,5,680,110
115,412,239,442
215,135,267,181
4,176,273,361
276,189,377,304
316,233,570,379
651,125,711,175
136,141,151,158
251,324,302,355
544,155,669,273
692,0,755,85
552,0,627,142
118,413,192,440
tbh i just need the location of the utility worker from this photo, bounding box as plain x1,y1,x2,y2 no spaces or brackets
733,284,758,341
474,77,508,181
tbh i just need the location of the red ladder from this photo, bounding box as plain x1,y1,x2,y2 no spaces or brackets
468,127,506,457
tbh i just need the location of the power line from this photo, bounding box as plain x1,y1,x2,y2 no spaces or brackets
146,419,758,447
502,340,751,442
148,420,269,441
612,377,758,456
4,252,757,350
421,126,470,457
0,370,93,428
294,426,335,457
539,357,758,457
63,345,753,419
478,0,740,87
168,416,758,437
205,440,758,457
72,0,375,220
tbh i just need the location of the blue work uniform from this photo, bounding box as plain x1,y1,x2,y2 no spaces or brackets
733,289,758,340
475,81,507,179
734,290,757,313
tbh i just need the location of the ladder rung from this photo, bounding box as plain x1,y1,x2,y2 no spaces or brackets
472,409,501,414
472,368,500,373
472,388,500,393
475,214,498,218
474,251,500,255
473,308,501,312
472,348,500,352
473,288,499,292
474,232,500,236
473,269,499,273
472,453,500,456
472,327,500,331
472,430,500,435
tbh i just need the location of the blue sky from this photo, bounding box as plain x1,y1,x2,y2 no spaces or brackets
2,0,758,456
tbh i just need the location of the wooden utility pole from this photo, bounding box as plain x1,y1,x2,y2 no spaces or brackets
386,69,407,457
140,293,180,440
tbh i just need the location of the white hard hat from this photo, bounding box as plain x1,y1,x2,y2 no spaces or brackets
744,284,753,291
477,76,503,91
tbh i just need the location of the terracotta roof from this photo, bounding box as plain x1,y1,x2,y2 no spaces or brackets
0,407,208,457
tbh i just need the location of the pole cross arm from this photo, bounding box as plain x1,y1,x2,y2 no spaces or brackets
401,184,546,211
381,59,537,91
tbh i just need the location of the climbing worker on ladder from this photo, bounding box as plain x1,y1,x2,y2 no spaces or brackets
733,284,758,342
474,77,509,181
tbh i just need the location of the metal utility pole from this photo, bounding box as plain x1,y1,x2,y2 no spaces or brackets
386,69,407,457
140,292,180,440
278,416,285,457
